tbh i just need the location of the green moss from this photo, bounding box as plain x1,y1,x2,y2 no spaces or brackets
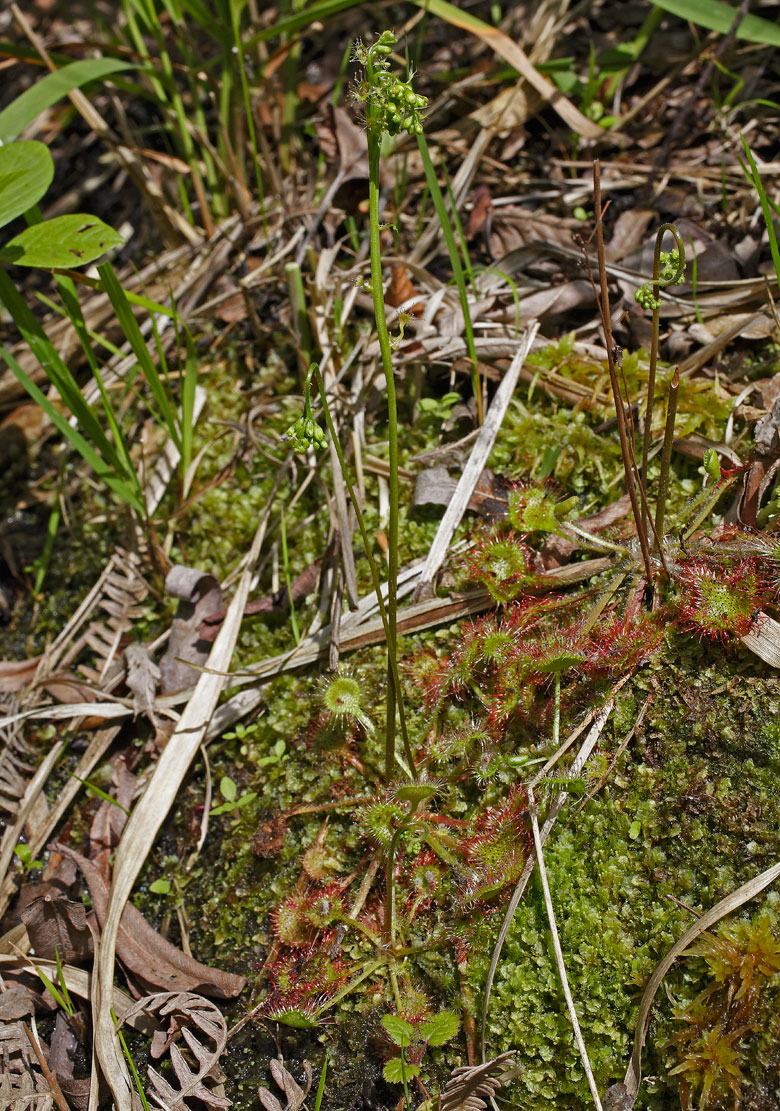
480,650,780,1109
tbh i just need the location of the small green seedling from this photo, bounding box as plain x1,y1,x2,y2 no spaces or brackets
209,775,258,818
417,392,462,423
14,843,43,873
35,950,75,1017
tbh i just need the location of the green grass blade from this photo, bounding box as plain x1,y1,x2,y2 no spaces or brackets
0,59,134,143
314,1056,328,1111
244,0,361,46
651,0,780,46
34,966,70,1014
97,261,182,449
739,135,780,291
54,274,138,487
54,950,74,1016
0,344,143,511
416,133,481,421
0,268,129,463
112,1008,152,1111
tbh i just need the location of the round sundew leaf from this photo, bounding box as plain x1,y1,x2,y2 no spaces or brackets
0,213,124,268
396,783,437,805
0,141,54,230
536,653,585,674
273,1008,319,1029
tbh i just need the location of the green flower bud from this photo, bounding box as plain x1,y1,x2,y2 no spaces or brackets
285,416,327,453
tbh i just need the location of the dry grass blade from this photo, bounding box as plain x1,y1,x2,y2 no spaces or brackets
620,857,780,1107
440,1050,516,1111
409,0,604,139
480,689,623,1060
93,505,273,1111
528,786,603,1111
413,322,539,600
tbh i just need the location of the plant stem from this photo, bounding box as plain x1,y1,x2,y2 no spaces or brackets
367,131,401,783
592,160,654,583
312,367,415,778
653,368,679,551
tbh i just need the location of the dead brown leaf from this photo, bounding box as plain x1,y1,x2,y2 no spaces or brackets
124,645,160,723
88,753,135,881
52,844,246,998
19,886,93,964
468,185,493,239
386,266,423,316
121,992,231,1111
159,567,223,695
605,209,654,263
0,984,36,1021
0,657,40,694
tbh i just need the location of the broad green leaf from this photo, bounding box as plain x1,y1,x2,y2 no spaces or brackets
0,214,124,268
0,141,53,230
383,1058,420,1084
419,1011,460,1047
381,1015,414,1048
651,0,780,46
149,878,172,894
0,59,134,144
